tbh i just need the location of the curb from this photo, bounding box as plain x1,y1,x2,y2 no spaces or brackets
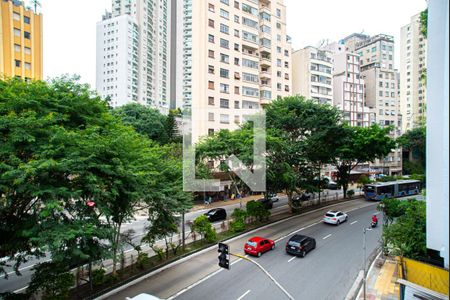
345,270,364,300
93,198,372,300
355,250,383,300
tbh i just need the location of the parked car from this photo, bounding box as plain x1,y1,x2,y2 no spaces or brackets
244,236,275,257
204,208,227,222
292,193,311,202
285,235,316,257
326,181,340,190
267,192,280,202
323,210,348,225
257,197,274,209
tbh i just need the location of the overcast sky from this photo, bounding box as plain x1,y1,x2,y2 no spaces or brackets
42,0,427,89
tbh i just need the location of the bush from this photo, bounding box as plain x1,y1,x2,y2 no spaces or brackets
193,215,217,243
92,268,107,286
230,219,246,233
246,201,270,223
347,190,355,197
136,252,150,269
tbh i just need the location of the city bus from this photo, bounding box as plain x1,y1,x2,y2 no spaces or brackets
363,180,421,201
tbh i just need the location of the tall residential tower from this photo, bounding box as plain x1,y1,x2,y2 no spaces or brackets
400,13,428,132
177,0,293,142
96,0,171,112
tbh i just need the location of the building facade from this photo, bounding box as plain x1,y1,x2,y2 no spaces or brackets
178,0,293,142
0,0,42,80
96,0,171,112
324,42,375,127
400,13,428,132
426,0,449,269
292,46,333,105
353,34,403,175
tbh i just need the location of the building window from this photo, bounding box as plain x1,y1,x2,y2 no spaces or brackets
15,60,21,67
220,24,229,35
208,113,215,122
220,53,229,63
220,99,230,108
220,38,229,49
24,47,31,55
208,34,215,43
209,50,215,58
220,9,229,19
208,19,215,28
234,1,240,9
220,83,230,93
208,81,215,90
234,101,240,109
208,129,215,135
208,97,215,105
220,114,230,124
208,4,215,12
14,28,21,37
24,31,31,39
14,44,21,52
13,12,20,21
208,65,215,74
24,16,30,24
25,63,31,70
234,86,240,94
220,68,229,78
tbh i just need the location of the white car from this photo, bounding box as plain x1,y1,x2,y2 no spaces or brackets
323,211,348,225
126,294,163,300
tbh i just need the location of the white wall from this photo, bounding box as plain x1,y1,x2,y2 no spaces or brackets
426,0,449,269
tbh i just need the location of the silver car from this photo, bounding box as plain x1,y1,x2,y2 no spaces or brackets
323,210,348,225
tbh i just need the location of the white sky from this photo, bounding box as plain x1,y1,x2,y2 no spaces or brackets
42,0,427,88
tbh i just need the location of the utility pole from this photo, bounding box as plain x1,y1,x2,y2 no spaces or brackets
181,209,186,251
363,227,372,300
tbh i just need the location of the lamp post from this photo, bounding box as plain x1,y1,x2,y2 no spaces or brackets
363,227,373,300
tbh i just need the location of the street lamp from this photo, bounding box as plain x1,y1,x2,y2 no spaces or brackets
363,226,373,300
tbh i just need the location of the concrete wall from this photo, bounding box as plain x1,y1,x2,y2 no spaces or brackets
426,0,449,269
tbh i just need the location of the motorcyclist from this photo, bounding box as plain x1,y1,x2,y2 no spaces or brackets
371,214,378,226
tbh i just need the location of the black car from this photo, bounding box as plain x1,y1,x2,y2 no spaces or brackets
292,193,311,202
326,182,340,190
204,208,227,222
285,234,316,257
257,197,274,209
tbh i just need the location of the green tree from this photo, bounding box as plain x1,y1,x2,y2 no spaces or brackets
398,126,426,175
382,199,426,259
265,96,343,210
420,8,428,38
332,125,396,198
27,262,74,300
112,103,170,144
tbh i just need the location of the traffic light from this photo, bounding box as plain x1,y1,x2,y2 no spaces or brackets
218,242,230,270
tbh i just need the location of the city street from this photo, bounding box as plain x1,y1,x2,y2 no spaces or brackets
108,199,381,300
0,190,345,294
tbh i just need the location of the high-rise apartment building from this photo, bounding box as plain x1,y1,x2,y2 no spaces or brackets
400,13,427,132
96,0,171,112
177,0,293,142
353,34,403,175
0,0,42,80
292,47,333,105
324,42,375,127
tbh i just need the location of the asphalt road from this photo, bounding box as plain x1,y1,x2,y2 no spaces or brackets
108,198,381,300
0,190,345,294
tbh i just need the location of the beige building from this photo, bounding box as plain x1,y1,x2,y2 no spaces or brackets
292,46,333,105
400,13,427,132
178,0,292,142
353,34,403,175
324,42,375,127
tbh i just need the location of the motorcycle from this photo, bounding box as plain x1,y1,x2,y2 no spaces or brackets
371,220,378,228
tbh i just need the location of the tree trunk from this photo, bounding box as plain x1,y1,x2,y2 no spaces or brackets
112,222,122,275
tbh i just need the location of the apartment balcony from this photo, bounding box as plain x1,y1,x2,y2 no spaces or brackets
260,56,271,67
260,71,271,80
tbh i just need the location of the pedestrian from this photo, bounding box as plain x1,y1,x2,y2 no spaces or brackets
231,193,235,200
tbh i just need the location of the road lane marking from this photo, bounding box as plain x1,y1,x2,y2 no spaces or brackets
288,256,296,262
237,290,251,300
323,234,332,240
351,221,358,225
13,286,28,293
166,258,245,300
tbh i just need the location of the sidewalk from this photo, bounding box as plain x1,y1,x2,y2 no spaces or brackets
358,256,400,300
190,194,266,211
